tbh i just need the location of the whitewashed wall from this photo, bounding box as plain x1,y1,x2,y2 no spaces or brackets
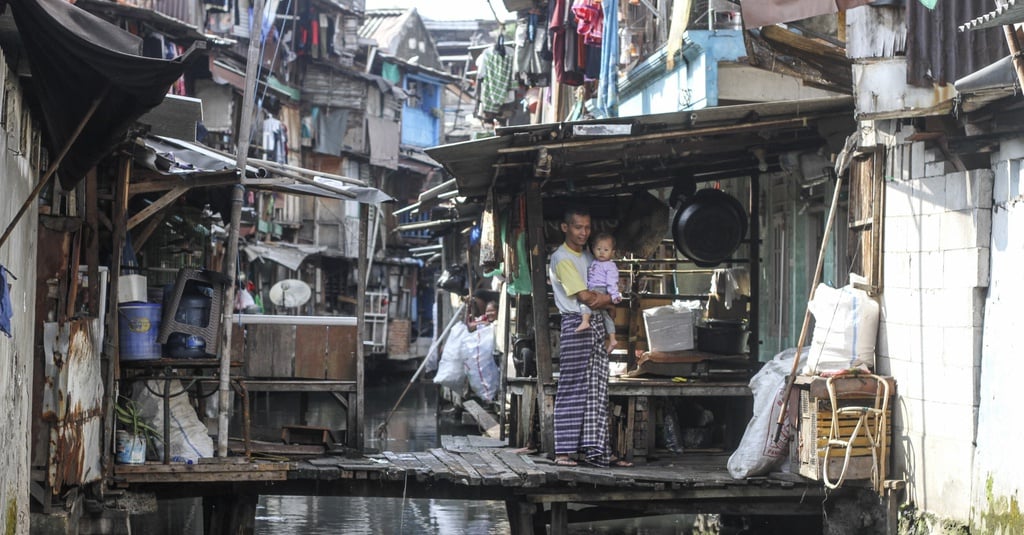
0,56,39,534
876,129,992,525
971,142,1024,534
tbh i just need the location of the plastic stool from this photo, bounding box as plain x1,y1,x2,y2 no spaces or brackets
157,268,228,351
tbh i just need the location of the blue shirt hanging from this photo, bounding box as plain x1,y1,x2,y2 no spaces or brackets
0,265,14,338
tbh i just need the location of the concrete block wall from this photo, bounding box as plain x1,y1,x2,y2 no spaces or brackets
0,58,38,534
877,136,993,524
970,156,1024,534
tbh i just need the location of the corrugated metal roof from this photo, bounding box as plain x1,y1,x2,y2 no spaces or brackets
425,96,855,200
960,0,1024,31
359,8,411,52
906,0,1006,86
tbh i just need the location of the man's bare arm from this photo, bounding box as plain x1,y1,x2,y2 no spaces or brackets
577,290,612,309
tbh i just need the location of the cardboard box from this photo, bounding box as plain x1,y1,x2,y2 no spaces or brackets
118,274,148,303
642,305,694,352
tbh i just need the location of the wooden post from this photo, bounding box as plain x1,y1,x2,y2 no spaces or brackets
524,181,554,455
84,169,99,318
102,155,131,478
203,493,258,535
550,502,568,535
748,171,760,359
355,202,369,451
505,499,536,535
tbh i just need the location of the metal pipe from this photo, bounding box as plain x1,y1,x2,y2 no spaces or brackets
418,178,458,202
249,157,367,186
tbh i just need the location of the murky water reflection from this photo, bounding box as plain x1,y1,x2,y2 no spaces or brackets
254,379,511,534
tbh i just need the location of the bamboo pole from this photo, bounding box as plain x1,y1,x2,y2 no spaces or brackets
0,85,109,251
773,175,844,442
217,0,264,458
1003,25,1024,95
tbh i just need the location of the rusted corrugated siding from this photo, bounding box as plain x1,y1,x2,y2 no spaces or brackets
906,0,1006,86
44,320,104,492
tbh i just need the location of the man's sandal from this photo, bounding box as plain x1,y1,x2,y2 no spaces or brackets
554,456,578,467
609,456,633,467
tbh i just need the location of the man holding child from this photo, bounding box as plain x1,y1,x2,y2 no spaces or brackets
547,206,631,468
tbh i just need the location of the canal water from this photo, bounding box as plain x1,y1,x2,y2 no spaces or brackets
134,379,703,533
255,379,702,534
254,378,512,534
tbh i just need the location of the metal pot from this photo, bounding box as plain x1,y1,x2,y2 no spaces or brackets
671,188,747,267
695,319,749,355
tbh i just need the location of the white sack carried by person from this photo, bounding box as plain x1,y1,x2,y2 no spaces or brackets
802,275,880,375
462,323,500,401
727,349,797,479
433,322,470,392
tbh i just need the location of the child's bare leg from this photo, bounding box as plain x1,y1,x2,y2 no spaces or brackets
606,333,618,353
576,313,592,332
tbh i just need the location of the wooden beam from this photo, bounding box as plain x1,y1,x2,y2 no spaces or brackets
126,185,188,230
497,116,834,155
85,168,100,317
132,210,167,250
463,399,501,439
524,181,554,455
128,173,240,196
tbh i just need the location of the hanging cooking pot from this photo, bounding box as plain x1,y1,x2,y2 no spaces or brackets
671,188,748,267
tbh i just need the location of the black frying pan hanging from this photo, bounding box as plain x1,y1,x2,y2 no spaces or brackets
671,188,748,267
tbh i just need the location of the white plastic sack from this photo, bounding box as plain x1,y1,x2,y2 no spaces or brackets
133,379,214,463
802,280,879,375
727,349,798,479
463,323,500,401
434,322,469,391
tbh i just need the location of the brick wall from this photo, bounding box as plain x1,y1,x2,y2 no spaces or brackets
388,319,411,355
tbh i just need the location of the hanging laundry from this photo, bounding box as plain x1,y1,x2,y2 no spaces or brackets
515,11,552,88
571,0,603,45
549,0,584,86
618,23,633,65
594,0,619,117
263,115,288,163
0,265,14,338
479,39,515,115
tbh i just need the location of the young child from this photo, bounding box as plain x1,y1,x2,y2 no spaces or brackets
576,232,622,352
468,300,498,332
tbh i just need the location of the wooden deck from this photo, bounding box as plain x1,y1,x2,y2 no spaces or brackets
112,435,840,524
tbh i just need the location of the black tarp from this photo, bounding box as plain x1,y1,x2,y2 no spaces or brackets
8,0,203,188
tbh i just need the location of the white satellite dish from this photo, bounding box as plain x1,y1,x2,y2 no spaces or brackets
268,279,312,308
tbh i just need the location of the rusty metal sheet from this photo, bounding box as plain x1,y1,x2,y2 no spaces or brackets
326,325,358,381
43,319,104,492
293,325,329,379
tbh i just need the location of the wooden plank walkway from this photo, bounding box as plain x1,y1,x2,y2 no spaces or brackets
112,436,834,517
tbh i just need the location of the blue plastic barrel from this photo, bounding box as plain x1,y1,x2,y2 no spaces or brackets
119,302,162,360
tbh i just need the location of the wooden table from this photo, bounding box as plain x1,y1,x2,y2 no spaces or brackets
507,376,752,461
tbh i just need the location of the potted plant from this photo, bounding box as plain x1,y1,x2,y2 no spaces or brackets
114,396,159,464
